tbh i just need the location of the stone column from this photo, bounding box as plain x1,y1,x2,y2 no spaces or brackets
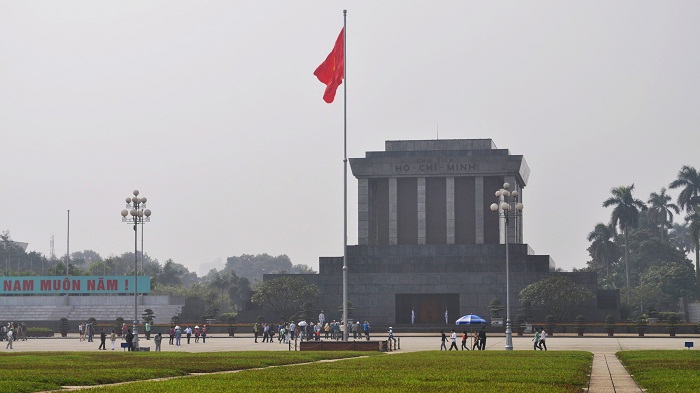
475,176,484,244
358,178,369,245
417,178,426,244
446,177,455,244
389,177,398,245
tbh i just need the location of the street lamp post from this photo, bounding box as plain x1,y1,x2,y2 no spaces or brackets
121,190,151,350
490,182,523,351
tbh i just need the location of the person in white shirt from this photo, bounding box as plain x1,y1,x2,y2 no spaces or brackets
449,329,458,350
185,326,193,344
318,311,326,327
5,329,13,349
538,327,547,350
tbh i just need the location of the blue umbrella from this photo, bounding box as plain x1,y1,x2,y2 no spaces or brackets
455,314,487,325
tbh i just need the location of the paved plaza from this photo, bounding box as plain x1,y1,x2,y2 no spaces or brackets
4,333,697,392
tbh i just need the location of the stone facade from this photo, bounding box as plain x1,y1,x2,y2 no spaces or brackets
266,139,614,325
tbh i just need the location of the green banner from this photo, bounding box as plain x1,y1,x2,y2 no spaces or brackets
0,276,150,295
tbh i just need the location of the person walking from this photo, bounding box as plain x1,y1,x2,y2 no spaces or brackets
533,328,540,350
185,325,192,344
168,326,175,345
125,329,134,352
154,332,162,352
449,329,458,350
175,325,182,346
478,326,487,350
352,321,359,339
201,325,207,343
461,331,469,350
388,327,397,348
110,329,116,350
253,323,259,343
471,330,480,350
145,322,151,340
5,329,13,349
538,327,547,350
440,330,448,350
98,328,106,350
194,325,200,343
289,321,296,340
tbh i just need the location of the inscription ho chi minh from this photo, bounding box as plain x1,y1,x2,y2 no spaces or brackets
394,157,479,175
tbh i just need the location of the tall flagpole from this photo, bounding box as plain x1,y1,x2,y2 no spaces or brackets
342,9,349,341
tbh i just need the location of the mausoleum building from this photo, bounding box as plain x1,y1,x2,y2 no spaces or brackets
268,139,614,325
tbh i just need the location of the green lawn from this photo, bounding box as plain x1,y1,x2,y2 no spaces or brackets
80,351,592,393
618,350,700,392
0,351,374,393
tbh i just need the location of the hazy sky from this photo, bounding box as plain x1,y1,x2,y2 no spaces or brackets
2,1,699,276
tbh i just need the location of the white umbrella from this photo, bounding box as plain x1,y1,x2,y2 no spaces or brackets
455,314,487,325
298,321,308,327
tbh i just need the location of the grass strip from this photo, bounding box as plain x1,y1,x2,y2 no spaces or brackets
0,351,373,393
80,351,591,393
618,350,700,392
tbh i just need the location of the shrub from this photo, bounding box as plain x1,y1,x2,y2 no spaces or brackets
115,317,124,336
604,315,615,331
657,312,677,321
636,316,648,336
667,314,679,335
58,317,70,336
575,315,586,333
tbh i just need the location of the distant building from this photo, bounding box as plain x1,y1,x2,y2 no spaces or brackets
266,139,618,325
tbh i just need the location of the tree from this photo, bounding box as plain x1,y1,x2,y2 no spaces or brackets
141,308,156,323
670,222,694,254
488,298,504,319
69,250,102,270
603,184,646,303
623,226,691,288
227,274,251,312
225,254,316,284
639,261,696,309
208,270,232,304
519,299,533,322
687,208,700,287
647,188,680,239
669,165,700,212
337,301,355,320
587,223,620,283
519,275,595,322
154,259,190,286
250,276,319,321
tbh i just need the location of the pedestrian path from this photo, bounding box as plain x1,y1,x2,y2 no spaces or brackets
587,353,643,393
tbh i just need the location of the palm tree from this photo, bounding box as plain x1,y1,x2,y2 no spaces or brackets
670,165,700,212
587,223,619,282
210,271,232,304
670,166,700,288
670,222,694,254
647,188,680,239
685,209,700,287
603,184,646,303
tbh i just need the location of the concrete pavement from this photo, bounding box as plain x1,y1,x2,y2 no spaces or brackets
4,333,696,392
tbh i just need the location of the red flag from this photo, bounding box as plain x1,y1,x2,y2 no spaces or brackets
314,28,344,103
